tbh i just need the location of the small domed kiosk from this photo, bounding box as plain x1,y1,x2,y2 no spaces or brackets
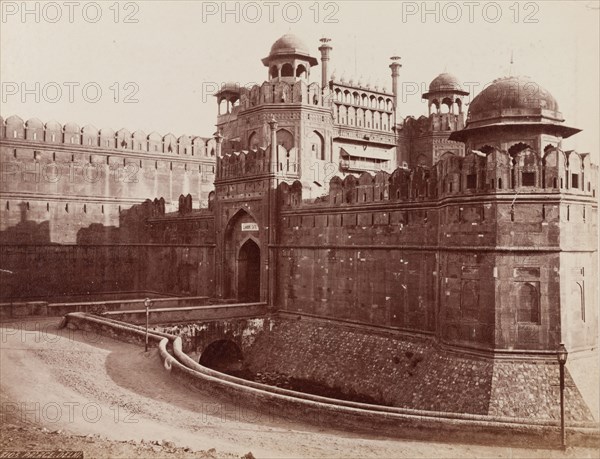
262,33,319,81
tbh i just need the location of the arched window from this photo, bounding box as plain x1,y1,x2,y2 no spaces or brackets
248,131,258,150
270,65,279,79
296,64,307,79
455,98,462,113
281,63,294,77
575,282,585,322
441,97,453,113
308,130,325,160
508,142,532,157
218,98,228,114
276,128,294,152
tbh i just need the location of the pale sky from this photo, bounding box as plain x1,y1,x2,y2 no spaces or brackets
1,1,598,155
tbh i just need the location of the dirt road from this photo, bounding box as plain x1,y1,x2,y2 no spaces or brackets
1,318,597,458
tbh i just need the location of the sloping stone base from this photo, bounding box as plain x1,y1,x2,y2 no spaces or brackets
243,316,594,422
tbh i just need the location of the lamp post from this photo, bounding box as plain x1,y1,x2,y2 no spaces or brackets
557,342,568,450
144,298,152,352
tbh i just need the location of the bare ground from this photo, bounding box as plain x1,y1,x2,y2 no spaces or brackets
1,317,598,459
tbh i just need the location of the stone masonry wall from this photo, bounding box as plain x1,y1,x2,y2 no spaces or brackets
243,317,594,421
0,243,215,301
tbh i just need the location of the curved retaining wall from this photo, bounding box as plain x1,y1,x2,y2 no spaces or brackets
61,313,600,448
61,312,176,348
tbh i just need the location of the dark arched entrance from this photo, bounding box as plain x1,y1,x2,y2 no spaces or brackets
238,239,260,301
199,339,243,372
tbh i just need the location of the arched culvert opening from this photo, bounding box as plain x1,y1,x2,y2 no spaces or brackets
199,339,244,373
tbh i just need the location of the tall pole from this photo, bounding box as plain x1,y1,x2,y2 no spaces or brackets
557,343,568,450
559,361,566,449
144,298,151,352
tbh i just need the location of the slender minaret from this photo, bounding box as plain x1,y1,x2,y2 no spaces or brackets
269,117,278,172
214,131,223,178
214,131,223,156
389,56,402,119
318,38,333,93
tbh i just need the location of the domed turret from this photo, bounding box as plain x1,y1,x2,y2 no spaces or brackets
428,73,462,92
422,72,469,115
270,33,311,57
467,76,559,124
450,75,580,144
262,33,318,81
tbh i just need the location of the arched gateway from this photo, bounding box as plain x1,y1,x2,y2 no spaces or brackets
223,209,262,301
238,239,260,301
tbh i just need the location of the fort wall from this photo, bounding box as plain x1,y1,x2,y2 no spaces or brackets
273,149,597,353
0,243,215,300
1,115,216,243
0,116,217,301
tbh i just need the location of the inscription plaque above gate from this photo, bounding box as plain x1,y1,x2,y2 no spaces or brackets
241,223,259,231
